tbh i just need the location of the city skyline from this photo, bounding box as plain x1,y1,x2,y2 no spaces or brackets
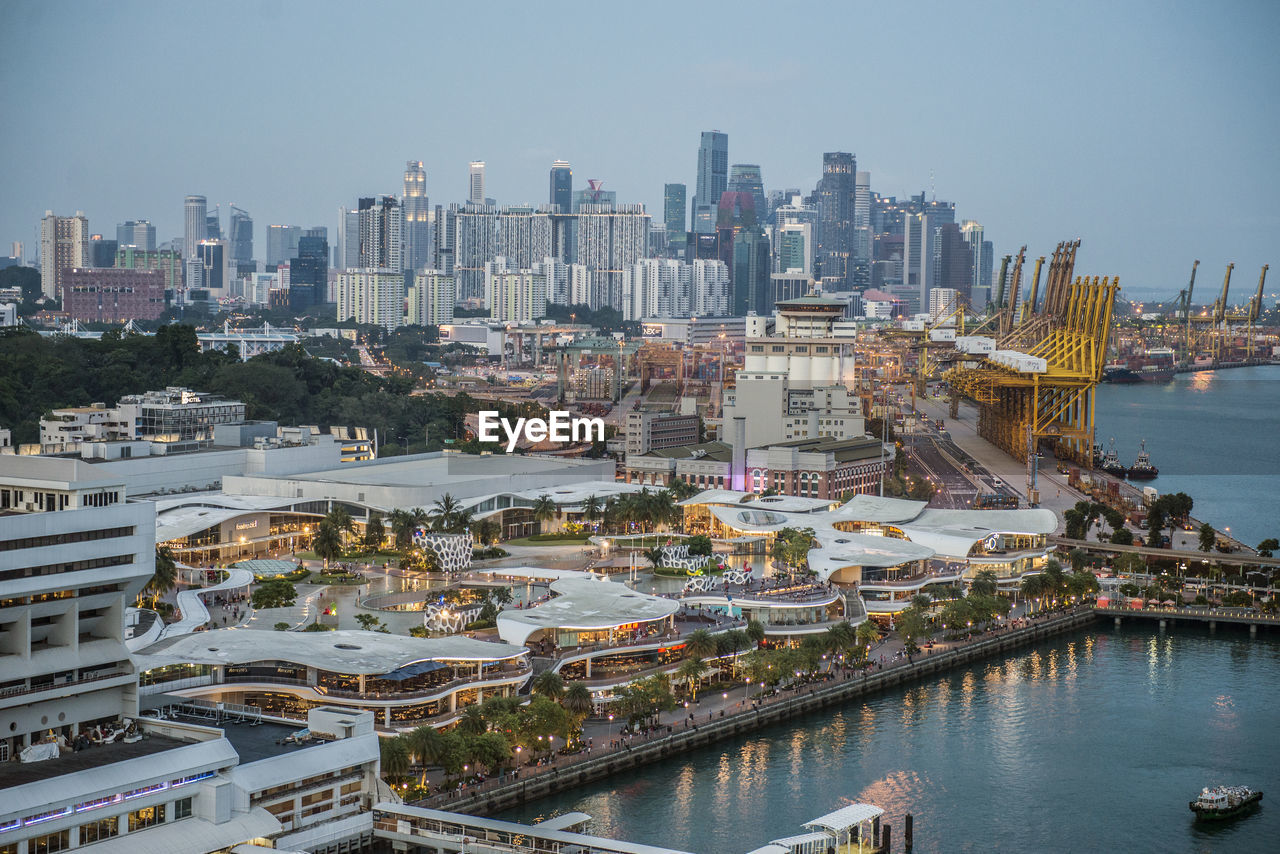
2,1,1277,297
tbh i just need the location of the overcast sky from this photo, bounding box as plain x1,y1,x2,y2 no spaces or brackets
2,0,1276,299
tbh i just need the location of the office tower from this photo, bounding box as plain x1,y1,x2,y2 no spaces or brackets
197,239,227,293
816,152,856,290
902,212,935,312
980,240,994,288
550,160,572,212
337,207,360,270
357,196,403,271
935,222,973,305
432,203,453,273
691,131,728,234
407,270,456,325
574,204,651,310
289,233,328,309
732,229,771,316
485,258,547,323
924,198,956,225
39,210,89,299
116,219,156,252
469,161,486,205
87,234,117,267
960,220,989,301
228,205,253,266
852,171,872,288
663,183,687,257
184,195,208,290
265,224,301,268
691,258,731,316
336,268,405,329
776,222,814,275
728,164,767,224
403,160,431,272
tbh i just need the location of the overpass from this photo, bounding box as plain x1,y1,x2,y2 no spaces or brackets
1052,537,1280,570
1096,605,1279,633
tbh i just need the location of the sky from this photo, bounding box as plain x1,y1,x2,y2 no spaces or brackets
2,0,1277,300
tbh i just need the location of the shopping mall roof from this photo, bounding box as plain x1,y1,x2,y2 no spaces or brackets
135,628,525,673
496,578,679,646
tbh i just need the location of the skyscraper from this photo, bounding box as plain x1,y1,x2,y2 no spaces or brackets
663,183,687,258
550,160,572,212
853,171,872,288
87,235,117,268
40,211,89,299
902,212,935,312
732,229,771,317
728,164,767,224
116,219,156,252
197,239,227,293
816,153,855,290
357,196,403,271
960,220,991,305
575,204,651,310
184,195,207,290
265,225,302,268
337,207,360,270
403,160,431,272
691,131,728,234
228,206,253,267
290,232,329,309
336,269,405,330
468,161,486,205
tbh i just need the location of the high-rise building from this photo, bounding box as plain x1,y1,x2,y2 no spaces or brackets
289,233,328,309
691,258,731,316
960,220,989,304
357,196,403,271
468,161,486,205
64,267,167,322
39,210,89,299
116,219,156,252
336,268,405,329
574,204,651,311
228,205,253,266
184,195,207,290
663,183,687,258
572,182,616,212
403,160,431,272
205,207,222,241
622,258,695,320
928,287,959,320
408,270,456,325
902,212,935,313
115,246,183,294
485,258,547,323
196,239,228,293
776,222,814,275
451,204,495,302
852,171,872,288
935,222,973,306
87,234,117,268
550,160,572,212
337,207,361,270
732,229,771,317
691,131,728,234
265,224,301,269
728,164,767,223
816,152,855,291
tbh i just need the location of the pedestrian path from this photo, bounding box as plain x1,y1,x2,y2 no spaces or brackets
159,567,254,639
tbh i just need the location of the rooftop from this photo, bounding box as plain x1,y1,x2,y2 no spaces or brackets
645,441,733,462
496,578,679,646
0,733,188,789
254,451,605,487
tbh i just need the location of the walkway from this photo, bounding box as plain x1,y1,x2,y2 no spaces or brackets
159,567,254,639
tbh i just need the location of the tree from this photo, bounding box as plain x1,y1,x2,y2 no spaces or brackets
325,506,356,540
824,621,855,663
312,520,343,569
582,495,602,528
145,545,179,604
456,705,487,736
970,569,998,598
531,495,559,534
684,628,717,660
718,629,748,675
531,670,565,701
390,508,427,551
1111,527,1135,545
251,578,297,609
364,511,386,551
1258,538,1279,558
273,622,290,631
895,606,930,653
404,725,446,784
475,518,501,547
379,736,411,783
745,620,766,646
685,535,713,557
676,657,708,699
910,593,933,611
430,494,462,532
644,546,666,570
855,621,880,661
562,682,594,720
1199,522,1216,552
354,613,382,631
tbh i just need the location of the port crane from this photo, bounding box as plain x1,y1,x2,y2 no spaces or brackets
1247,264,1269,360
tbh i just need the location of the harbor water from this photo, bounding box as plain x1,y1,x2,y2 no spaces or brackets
1093,363,1280,548
501,625,1280,853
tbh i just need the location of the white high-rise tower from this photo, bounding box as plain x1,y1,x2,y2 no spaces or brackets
468,161,486,205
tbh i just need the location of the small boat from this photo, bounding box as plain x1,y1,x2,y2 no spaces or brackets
1189,785,1262,821
1128,440,1159,481
1100,439,1128,479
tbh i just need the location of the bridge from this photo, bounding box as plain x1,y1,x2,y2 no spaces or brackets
1095,605,1278,633
1052,537,1280,570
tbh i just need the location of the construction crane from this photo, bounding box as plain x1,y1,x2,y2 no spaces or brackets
1178,259,1199,357
1247,264,1270,360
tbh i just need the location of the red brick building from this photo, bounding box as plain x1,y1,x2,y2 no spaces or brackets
64,268,166,322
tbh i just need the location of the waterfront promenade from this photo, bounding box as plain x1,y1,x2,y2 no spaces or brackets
416,607,1099,816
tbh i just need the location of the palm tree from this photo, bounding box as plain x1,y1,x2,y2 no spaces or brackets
582,495,602,530
531,495,559,535
532,669,565,701
364,510,386,551
970,569,999,597
456,705,487,736
855,621,880,662
325,506,356,541
684,628,717,660
825,622,855,660
746,620,766,647
718,628,748,677
676,657,708,700
644,546,666,570
379,735,411,784
404,725,445,785
562,682,594,720
313,520,343,570
390,508,427,551
910,593,933,611
1021,574,1046,612
430,494,462,532
475,518,501,547
145,545,178,604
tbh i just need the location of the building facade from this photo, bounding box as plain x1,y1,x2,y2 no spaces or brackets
402,160,431,272
336,269,405,330
407,271,456,326
40,211,90,299
63,268,166,322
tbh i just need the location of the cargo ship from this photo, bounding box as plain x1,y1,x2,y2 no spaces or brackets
1102,346,1176,383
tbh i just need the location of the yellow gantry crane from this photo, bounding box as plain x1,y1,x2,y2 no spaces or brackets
945,240,1117,467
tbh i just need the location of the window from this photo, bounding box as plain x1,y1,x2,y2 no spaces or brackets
80,816,119,843
128,804,165,831
174,797,193,820
30,831,70,854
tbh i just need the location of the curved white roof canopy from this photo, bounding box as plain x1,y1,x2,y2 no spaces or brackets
496,578,679,646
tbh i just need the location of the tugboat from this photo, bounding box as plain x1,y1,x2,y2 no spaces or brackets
1128,440,1159,481
1100,438,1129,479
1189,785,1262,821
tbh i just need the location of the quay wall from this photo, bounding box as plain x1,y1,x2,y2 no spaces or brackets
423,608,1100,816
